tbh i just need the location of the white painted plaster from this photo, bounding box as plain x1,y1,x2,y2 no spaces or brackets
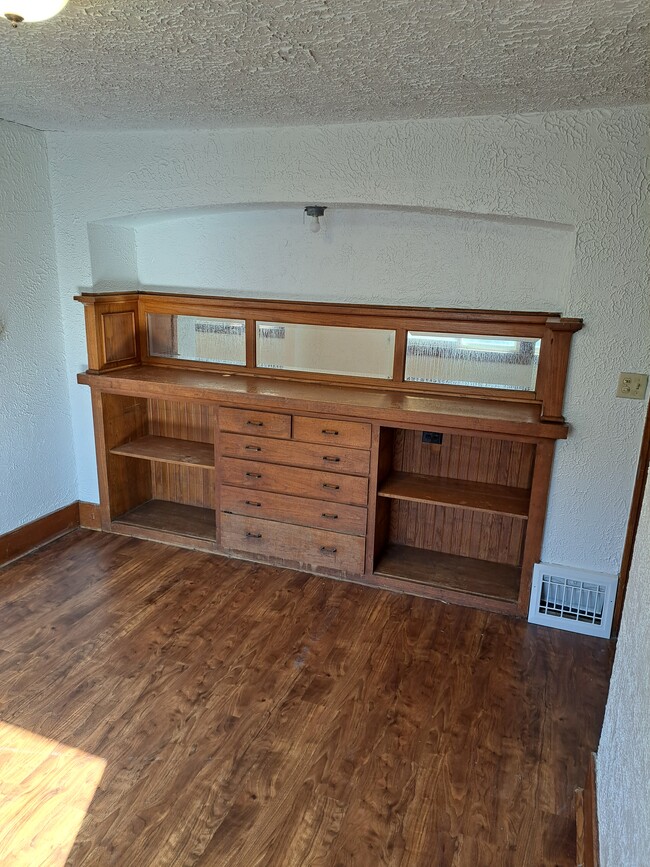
46,106,650,576
129,206,574,310
598,469,650,866
0,120,76,535
0,0,647,130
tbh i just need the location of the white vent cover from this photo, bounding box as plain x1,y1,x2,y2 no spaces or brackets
528,563,617,639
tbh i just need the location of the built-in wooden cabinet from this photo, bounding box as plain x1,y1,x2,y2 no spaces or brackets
77,291,581,617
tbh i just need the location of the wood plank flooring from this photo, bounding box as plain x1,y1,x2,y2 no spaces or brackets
0,530,613,866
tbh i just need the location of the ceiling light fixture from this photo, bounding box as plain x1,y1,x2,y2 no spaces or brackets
3,0,69,26
304,205,326,234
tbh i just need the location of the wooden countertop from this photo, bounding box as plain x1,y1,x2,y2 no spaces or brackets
78,365,569,440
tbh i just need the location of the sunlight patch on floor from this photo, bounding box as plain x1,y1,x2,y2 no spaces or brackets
0,721,105,866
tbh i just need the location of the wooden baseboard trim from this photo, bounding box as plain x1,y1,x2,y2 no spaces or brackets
79,501,102,530
0,503,81,568
576,752,600,867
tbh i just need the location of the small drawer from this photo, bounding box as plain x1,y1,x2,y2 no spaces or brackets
293,416,371,450
221,513,365,575
221,485,367,536
220,433,371,476
220,458,369,506
219,407,291,439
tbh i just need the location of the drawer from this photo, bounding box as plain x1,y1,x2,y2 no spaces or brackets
221,485,367,536
220,433,371,476
220,458,369,506
219,407,291,439
293,416,372,450
221,513,365,575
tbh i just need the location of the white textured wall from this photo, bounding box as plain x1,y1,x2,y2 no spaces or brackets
0,121,77,534
132,206,574,310
46,107,650,575
598,469,650,867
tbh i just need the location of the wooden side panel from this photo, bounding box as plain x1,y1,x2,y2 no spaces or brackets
389,501,526,566
148,399,215,444
151,464,216,509
100,393,151,520
102,311,137,364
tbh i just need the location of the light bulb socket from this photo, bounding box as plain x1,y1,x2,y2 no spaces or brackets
304,205,327,220
5,13,24,26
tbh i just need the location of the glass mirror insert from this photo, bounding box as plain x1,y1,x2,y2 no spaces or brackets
148,313,246,365
256,322,395,379
404,332,541,391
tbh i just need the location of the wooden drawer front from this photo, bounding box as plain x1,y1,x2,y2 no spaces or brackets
218,407,291,439
221,513,365,574
220,458,369,506
219,433,370,476
221,485,367,536
293,416,372,450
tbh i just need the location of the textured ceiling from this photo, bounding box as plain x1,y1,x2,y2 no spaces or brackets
0,0,648,131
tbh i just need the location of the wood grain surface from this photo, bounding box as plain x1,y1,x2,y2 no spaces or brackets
0,531,612,866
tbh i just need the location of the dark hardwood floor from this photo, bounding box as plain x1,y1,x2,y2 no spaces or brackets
0,530,613,866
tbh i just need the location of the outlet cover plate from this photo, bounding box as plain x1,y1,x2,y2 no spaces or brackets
616,372,648,400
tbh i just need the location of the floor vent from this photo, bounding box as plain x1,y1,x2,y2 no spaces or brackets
528,563,617,638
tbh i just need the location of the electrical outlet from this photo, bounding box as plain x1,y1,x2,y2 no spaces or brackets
616,372,648,400
422,431,443,444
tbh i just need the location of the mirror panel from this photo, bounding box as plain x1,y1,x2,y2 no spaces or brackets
148,313,246,365
404,332,541,391
256,322,395,379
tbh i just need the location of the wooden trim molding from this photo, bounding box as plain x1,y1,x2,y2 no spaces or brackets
0,503,81,568
79,501,103,530
576,752,600,867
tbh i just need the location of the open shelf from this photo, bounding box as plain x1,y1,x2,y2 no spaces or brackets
113,500,217,541
374,543,520,603
110,435,215,469
378,471,529,518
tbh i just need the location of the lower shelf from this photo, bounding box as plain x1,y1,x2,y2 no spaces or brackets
114,500,217,541
374,543,520,603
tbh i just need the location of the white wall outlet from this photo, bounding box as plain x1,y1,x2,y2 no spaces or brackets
616,372,648,400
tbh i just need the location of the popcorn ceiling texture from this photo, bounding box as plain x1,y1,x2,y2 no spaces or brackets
598,471,650,866
46,105,650,576
0,0,648,131
0,120,76,534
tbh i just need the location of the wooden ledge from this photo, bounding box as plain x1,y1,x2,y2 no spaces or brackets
78,366,569,440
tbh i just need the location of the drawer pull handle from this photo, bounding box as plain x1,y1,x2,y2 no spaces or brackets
320,545,338,554
322,456,341,463
321,512,339,520
245,472,262,479
322,429,339,436
245,500,262,507
245,445,262,451
322,483,340,490
246,420,264,427
246,532,262,539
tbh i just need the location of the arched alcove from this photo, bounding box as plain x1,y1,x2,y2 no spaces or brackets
88,202,576,311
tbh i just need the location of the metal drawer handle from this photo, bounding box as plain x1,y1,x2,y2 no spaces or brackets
320,545,337,554
246,532,262,539
245,472,262,479
246,420,264,427
321,512,338,520
322,483,340,490
245,500,262,507
322,429,339,436
245,445,262,451
322,456,341,463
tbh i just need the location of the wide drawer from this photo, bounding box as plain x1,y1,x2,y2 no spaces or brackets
219,432,371,476
219,407,291,439
221,513,365,574
293,415,372,450
221,485,367,536
220,458,369,506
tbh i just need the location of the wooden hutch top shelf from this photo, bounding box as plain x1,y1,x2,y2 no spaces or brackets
79,365,569,440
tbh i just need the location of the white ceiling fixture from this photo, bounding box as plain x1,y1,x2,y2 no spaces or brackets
2,0,68,27
0,1,647,131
